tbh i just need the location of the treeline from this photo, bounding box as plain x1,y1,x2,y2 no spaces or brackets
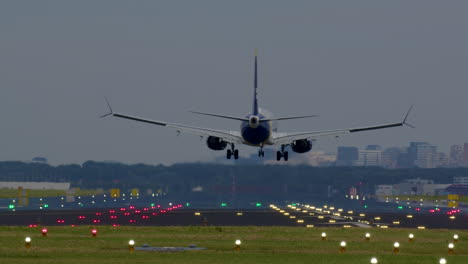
0,161,466,200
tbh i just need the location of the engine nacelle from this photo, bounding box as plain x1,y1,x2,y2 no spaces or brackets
291,139,313,153
206,136,228,151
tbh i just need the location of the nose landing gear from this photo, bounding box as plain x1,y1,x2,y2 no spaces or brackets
258,145,265,157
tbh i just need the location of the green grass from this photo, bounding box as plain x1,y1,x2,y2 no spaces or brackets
0,226,466,264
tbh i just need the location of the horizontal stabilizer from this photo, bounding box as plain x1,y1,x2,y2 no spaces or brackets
189,111,249,122
261,115,319,122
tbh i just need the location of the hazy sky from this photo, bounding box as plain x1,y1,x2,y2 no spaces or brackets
1,1,467,165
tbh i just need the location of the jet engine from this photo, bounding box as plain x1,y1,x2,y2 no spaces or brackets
206,136,228,150
291,139,312,153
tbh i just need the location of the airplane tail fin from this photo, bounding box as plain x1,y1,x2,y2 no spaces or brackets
253,49,259,115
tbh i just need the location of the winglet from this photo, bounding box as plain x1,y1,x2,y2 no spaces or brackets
402,105,415,128
100,97,114,118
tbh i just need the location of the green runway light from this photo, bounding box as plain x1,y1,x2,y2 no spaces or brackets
221,203,227,207
397,206,403,209
8,204,14,209
150,203,155,207
364,205,368,208
44,204,49,208
186,203,190,207
292,203,297,206
256,203,262,207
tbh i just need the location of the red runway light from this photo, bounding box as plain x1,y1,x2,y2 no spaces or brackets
120,208,126,211
41,228,48,236
129,206,135,209
91,229,98,237
56,220,65,224
95,212,102,216
109,210,115,213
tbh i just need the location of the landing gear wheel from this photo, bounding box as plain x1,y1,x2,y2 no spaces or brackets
258,150,264,157
276,151,282,161
234,149,239,159
227,149,232,159
284,151,289,161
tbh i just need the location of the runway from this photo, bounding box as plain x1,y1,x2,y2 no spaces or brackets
0,205,466,229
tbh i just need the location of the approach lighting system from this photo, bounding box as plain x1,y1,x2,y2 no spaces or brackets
370,257,378,264
408,233,414,242
453,234,459,243
25,237,31,249
439,258,447,264
129,240,135,252
235,239,241,251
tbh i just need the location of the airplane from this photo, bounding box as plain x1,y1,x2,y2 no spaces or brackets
102,50,413,161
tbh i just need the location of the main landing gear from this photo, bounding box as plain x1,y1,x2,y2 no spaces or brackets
276,145,289,161
227,144,239,160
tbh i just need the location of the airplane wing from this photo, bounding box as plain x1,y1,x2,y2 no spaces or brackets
101,100,243,144
272,107,413,146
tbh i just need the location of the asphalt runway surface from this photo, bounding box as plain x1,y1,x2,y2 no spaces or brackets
0,205,467,229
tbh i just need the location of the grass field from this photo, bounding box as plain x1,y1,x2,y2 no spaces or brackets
0,226,466,264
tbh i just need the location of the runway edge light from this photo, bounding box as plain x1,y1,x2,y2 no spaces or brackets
235,239,241,251
129,240,135,252
25,237,31,249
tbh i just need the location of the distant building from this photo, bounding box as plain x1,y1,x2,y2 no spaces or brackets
453,177,468,185
0,181,70,190
449,145,463,167
445,185,468,195
356,150,382,167
366,145,382,151
396,178,450,196
408,142,437,168
305,151,336,167
32,157,48,163
464,143,468,163
382,147,408,169
375,185,397,196
336,147,359,166
436,152,449,167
